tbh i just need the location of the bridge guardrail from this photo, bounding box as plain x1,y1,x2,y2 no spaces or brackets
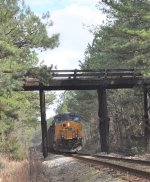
50,69,142,79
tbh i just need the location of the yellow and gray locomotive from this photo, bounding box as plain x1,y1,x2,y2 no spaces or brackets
47,112,82,152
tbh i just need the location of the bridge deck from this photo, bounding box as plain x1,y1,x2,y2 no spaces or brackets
23,69,150,90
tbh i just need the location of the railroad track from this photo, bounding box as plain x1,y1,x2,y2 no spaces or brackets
70,153,150,180
92,154,150,166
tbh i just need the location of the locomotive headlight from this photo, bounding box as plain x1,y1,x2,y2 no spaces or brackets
67,122,70,127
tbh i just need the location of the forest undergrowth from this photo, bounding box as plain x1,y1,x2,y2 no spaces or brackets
0,152,45,182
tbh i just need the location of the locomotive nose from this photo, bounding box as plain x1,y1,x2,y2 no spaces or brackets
63,122,70,127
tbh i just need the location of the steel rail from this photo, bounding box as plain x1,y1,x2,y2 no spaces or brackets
71,154,150,180
92,154,150,166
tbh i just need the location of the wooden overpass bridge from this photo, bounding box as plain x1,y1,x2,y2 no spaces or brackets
23,69,150,158
24,69,149,90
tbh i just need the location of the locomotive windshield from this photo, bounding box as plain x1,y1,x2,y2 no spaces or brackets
54,113,80,123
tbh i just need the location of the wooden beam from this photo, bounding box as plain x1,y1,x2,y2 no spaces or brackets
97,88,109,153
24,77,146,91
39,90,48,158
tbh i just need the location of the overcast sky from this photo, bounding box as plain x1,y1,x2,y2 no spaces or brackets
25,0,105,69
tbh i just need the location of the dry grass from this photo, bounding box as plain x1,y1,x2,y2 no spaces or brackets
0,156,29,182
0,154,45,182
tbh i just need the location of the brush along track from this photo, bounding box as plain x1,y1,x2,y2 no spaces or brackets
70,153,150,180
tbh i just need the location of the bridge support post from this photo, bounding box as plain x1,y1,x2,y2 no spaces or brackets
143,88,150,151
97,88,109,153
39,90,48,158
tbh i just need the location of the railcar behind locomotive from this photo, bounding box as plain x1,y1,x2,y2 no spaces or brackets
47,112,82,153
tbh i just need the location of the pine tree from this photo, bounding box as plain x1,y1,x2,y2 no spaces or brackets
0,0,59,158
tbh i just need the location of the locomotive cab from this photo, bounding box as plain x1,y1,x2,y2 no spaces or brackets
47,112,82,153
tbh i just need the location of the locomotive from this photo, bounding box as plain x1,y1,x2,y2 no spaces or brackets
47,112,82,153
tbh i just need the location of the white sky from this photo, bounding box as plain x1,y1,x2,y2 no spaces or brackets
24,0,105,117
